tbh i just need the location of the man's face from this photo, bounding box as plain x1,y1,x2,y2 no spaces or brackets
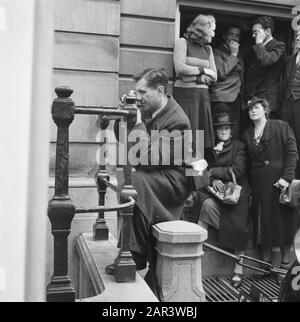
224,27,241,46
136,78,162,114
295,30,300,50
252,23,268,42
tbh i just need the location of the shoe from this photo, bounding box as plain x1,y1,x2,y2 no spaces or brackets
231,273,243,288
105,258,147,275
105,263,116,275
258,260,273,278
277,261,289,284
280,261,290,270
131,251,147,270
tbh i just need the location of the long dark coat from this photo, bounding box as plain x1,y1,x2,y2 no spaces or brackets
132,96,194,226
279,53,298,101
194,139,251,251
246,38,285,113
242,119,298,249
279,53,300,147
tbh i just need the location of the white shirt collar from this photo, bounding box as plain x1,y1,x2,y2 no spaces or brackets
152,105,165,119
263,36,273,46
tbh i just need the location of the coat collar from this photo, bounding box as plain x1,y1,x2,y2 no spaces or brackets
210,139,233,166
286,52,298,63
212,138,232,154
219,43,231,55
258,119,271,148
264,38,276,49
263,36,273,47
286,53,298,72
220,138,232,153
250,119,272,156
147,95,177,129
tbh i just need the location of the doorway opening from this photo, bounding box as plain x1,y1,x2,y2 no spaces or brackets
179,7,294,57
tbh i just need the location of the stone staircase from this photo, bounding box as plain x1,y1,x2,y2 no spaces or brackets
47,175,292,302
47,176,158,301
76,232,158,302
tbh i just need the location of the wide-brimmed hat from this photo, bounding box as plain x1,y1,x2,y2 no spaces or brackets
213,112,237,127
245,96,268,110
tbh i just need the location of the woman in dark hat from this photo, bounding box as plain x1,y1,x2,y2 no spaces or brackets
194,112,251,287
242,96,298,276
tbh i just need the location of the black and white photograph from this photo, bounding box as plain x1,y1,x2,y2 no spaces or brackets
0,0,300,307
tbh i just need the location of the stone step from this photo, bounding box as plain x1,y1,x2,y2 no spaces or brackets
76,232,158,302
47,177,291,293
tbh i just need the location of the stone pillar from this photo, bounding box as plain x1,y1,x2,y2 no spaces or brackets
152,220,207,302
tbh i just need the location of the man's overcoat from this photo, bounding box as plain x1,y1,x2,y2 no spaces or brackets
132,96,194,225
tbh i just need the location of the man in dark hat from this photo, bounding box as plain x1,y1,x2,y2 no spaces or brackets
246,16,285,119
210,25,245,139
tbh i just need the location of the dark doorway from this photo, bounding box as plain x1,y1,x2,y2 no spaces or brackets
179,8,294,57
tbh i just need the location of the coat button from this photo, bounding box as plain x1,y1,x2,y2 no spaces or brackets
264,160,269,165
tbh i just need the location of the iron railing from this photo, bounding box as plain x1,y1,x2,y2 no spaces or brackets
47,86,137,302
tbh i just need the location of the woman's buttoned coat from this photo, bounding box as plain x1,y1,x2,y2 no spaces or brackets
242,119,298,248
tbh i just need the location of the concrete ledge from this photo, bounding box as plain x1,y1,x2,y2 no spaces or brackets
76,234,105,297
76,232,158,302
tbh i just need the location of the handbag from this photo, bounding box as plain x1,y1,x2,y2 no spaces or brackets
279,179,300,208
207,168,242,205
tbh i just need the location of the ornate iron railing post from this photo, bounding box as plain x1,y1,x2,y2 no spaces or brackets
47,86,76,302
93,114,110,240
114,92,137,282
93,162,109,240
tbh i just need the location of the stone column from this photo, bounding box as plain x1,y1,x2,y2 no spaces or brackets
152,220,207,302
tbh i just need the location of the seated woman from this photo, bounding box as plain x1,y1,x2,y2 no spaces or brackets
194,112,251,287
